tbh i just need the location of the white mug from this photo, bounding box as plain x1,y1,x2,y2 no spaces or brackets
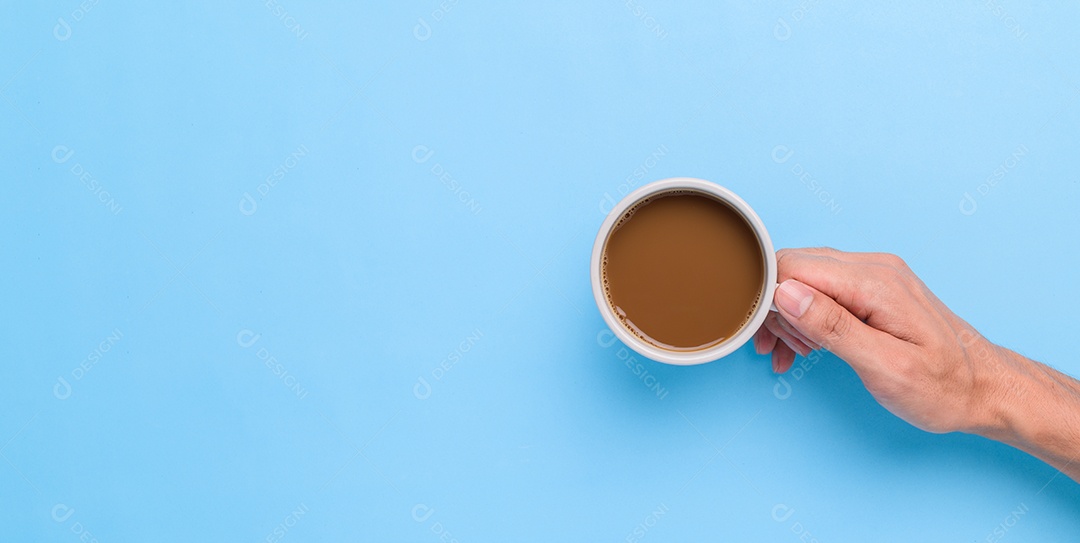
590,178,777,366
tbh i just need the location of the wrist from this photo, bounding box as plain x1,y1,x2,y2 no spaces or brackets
968,346,1032,440
973,346,1080,475
964,342,1024,439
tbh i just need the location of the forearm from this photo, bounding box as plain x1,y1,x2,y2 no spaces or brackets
979,347,1080,482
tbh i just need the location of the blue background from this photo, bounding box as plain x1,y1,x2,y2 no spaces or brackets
3,1,1079,540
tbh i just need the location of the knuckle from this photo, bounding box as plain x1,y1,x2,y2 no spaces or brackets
899,273,924,295
776,249,795,274
864,268,898,300
889,353,919,381
878,252,909,271
818,304,850,346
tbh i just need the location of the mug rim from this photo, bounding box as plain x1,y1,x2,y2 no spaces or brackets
590,177,778,366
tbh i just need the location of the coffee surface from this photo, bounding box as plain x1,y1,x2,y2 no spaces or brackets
602,191,765,351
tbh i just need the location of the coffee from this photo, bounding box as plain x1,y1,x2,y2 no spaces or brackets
601,190,765,351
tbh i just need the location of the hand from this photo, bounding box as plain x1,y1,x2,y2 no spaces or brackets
753,247,1001,434
753,248,1080,481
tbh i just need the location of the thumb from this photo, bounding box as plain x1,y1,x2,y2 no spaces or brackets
773,279,891,370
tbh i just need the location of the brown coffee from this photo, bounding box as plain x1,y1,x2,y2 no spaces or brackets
601,190,765,351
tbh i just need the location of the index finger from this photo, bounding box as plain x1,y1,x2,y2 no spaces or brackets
775,249,886,320
774,248,944,345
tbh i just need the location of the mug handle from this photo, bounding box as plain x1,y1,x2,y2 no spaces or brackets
768,283,779,312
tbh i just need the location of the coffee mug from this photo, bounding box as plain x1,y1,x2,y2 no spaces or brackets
590,178,777,365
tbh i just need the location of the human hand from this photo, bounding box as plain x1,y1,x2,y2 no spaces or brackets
752,248,1008,435
752,247,1080,482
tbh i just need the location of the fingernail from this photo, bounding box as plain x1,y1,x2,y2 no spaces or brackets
776,280,814,318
